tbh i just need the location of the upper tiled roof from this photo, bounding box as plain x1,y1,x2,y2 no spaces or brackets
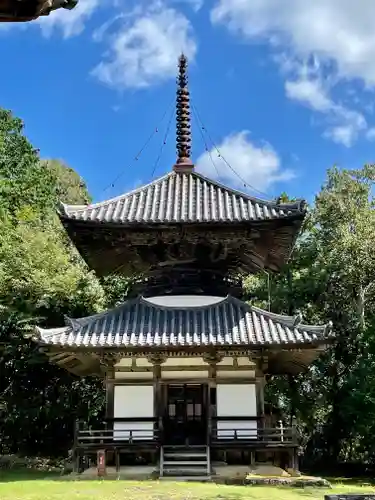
59,171,306,225
35,295,332,349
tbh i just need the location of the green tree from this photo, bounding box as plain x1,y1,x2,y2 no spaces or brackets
0,109,55,220
0,108,106,457
40,159,92,205
246,165,375,467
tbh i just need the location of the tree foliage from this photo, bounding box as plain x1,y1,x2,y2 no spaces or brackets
40,159,92,205
245,164,375,468
0,109,107,455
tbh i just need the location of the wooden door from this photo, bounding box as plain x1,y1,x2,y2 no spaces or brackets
163,384,207,445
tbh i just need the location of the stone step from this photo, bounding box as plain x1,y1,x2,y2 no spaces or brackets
163,460,208,466
160,445,210,480
159,476,211,482
164,452,207,458
163,468,209,476
163,448,207,453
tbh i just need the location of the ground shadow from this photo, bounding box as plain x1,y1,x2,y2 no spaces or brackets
0,469,63,482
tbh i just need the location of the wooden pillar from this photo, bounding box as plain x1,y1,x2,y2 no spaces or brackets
255,355,267,428
293,448,299,471
203,352,221,444
255,376,265,423
73,420,80,474
103,361,116,431
148,353,166,446
207,366,214,444
154,362,162,440
291,416,299,471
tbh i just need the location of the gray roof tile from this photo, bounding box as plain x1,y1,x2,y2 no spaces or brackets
35,296,332,349
59,171,306,225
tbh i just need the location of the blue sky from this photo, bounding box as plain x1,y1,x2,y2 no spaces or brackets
2,0,375,204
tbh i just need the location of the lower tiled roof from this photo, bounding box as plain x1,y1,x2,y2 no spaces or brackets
35,295,332,349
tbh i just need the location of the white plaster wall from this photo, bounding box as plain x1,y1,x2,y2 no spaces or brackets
217,356,234,366
237,357,256,367
116,358,132,367
114,385,154,440
216,384,257,439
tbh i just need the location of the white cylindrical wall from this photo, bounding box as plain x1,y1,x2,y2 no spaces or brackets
216,383,257,439
114,385,154,440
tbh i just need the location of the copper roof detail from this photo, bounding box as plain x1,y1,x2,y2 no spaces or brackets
174,54,193,172
59,171,306,225
35,295,332,349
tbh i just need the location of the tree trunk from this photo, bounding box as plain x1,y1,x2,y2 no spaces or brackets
287,267,294,316
357,284,365,331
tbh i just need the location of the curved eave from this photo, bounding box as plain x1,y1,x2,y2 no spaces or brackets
59,200,307,223
57,208,306,229
34,326,102,376
250,304,333,335
268,344,330,375
56,171,307,226
33,295,333,350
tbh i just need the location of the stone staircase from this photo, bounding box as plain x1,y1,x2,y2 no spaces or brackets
159,445,211,481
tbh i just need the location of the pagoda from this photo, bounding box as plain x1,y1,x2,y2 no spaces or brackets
34,55,332,479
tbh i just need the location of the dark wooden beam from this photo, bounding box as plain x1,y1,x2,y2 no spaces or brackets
105,366,115,428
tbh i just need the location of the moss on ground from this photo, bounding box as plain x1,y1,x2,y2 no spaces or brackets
0,472,375,500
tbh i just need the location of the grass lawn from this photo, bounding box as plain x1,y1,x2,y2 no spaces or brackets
1,472,375,500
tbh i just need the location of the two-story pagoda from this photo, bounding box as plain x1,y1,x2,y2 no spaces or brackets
34,55,332,480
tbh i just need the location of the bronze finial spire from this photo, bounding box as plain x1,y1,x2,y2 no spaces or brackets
173,53,194,172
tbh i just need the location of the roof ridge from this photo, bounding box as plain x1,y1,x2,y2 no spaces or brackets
59,169,307,215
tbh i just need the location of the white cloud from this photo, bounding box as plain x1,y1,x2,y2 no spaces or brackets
196,131,294,193
211,0,375,86
37,0,99,38
285,73,366,147
285,77,331,113
92,2,197,90
210,0,375,145
366,128,375,141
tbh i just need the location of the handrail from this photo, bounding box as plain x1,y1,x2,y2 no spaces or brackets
74,419,298,447
76,420,159,446
210,425,297,443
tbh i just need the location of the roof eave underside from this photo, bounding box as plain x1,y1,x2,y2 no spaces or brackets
38,340,331,377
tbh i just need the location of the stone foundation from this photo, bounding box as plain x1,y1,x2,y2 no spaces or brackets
65,463,330,487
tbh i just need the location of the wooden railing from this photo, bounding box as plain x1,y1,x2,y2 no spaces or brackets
210,416,298,446
74,418,159,448
74,417,298,449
